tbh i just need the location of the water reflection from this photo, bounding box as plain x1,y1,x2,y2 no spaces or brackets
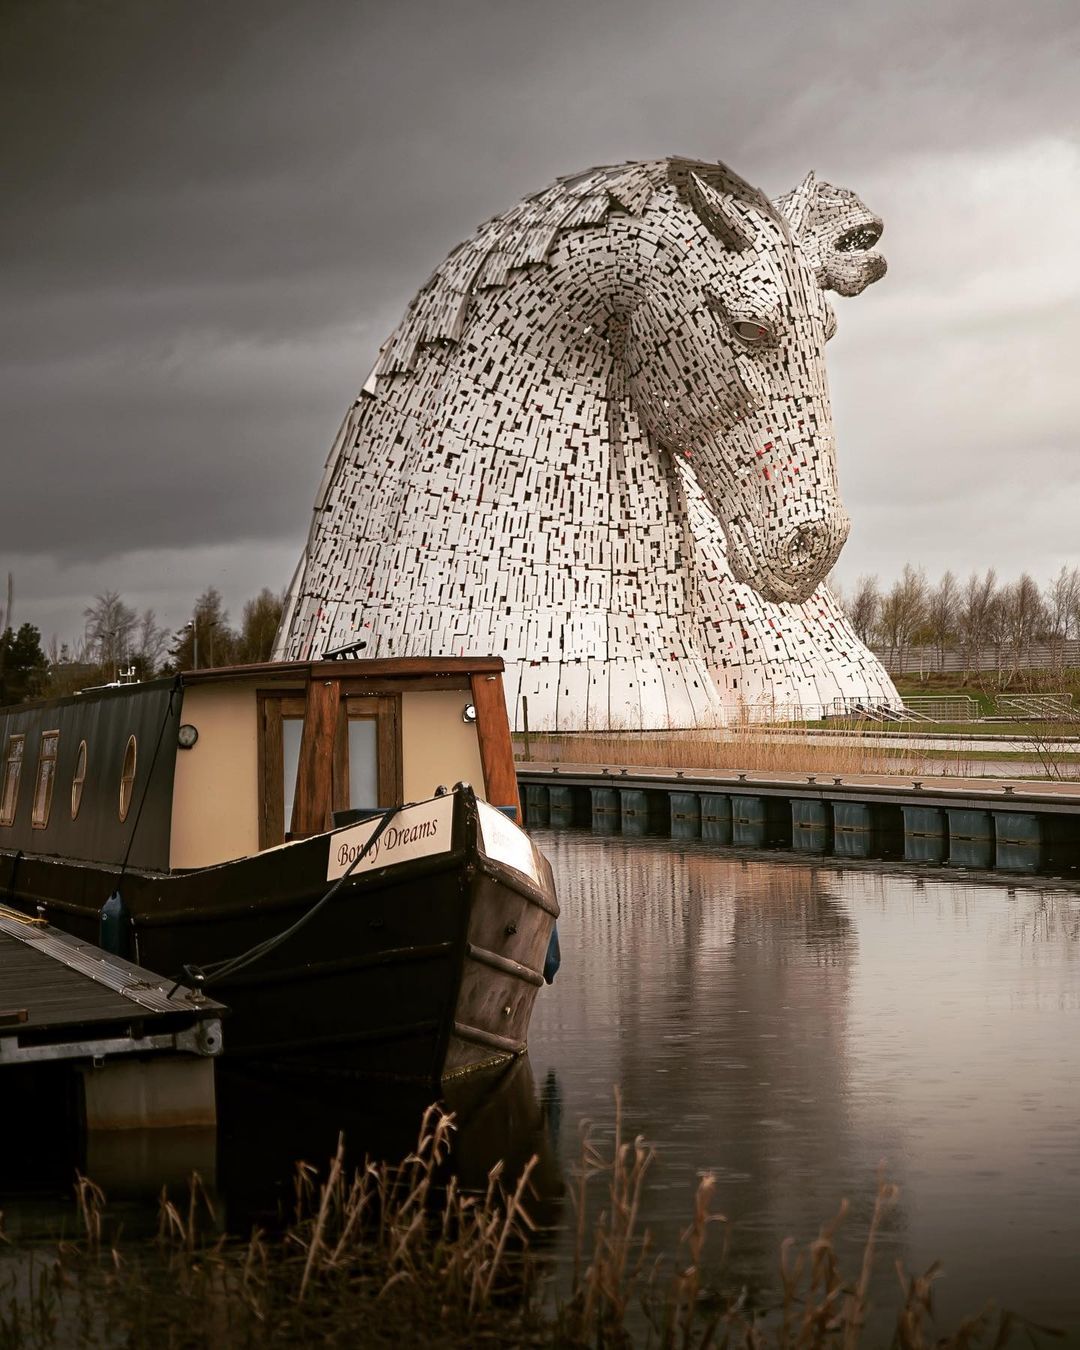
0,1055,564,1244
4,837,1080,1337
216,1054,564,1233
529,833,1080,1330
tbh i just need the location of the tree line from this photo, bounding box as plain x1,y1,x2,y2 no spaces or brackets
833,565,1080,672
0,586,283,706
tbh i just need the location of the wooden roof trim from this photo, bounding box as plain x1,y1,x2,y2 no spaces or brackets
182,656,506,685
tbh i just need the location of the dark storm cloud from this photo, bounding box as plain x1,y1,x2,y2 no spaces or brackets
2,0,1079,640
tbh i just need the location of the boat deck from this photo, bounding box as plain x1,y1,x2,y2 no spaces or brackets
0,906,224,1068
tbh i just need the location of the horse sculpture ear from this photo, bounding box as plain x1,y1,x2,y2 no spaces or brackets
687,173,755,251
776,170,818,242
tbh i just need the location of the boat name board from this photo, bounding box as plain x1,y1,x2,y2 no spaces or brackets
326,796,455,881
477,799,542,887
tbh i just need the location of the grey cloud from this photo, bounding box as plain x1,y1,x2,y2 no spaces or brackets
3,0,1079,644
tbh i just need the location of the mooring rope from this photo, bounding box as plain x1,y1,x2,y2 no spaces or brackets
168,801,413,997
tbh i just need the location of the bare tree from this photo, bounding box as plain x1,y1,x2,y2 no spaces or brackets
1045,565,1080,671
847,574,882,646
878,566,926,673
957,569,998,681
237,589,284,665
925,570,959,673
996,573,1048,687
134,608,168,676
84,591,138,676
169,587,238,670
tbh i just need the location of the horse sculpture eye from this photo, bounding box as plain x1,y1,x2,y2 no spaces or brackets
733,320,773,345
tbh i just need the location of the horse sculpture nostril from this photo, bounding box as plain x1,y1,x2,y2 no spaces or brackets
787,526,822,571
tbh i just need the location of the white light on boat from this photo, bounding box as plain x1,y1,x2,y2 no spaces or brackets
462,703,477,724
177,724,199,750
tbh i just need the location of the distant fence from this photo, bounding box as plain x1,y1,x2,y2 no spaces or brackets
871,640,1080,675
901,694,981,721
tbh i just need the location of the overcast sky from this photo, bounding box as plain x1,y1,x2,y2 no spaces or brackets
3,0,1079,651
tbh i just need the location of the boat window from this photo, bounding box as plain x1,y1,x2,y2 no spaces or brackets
281,716,304,836
31,730,60,829
0,734,25,827
71,739,88,819
347,716,378,809
118,735,137,822
256,692,307,848
257,688,402,849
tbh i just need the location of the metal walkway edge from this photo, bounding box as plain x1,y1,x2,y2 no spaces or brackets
1,911,225,1129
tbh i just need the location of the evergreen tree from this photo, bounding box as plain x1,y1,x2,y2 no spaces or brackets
0,624,49,706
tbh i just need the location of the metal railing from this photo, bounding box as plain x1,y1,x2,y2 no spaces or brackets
872,639,1080,675
901,694,981,722
996,693,1075,720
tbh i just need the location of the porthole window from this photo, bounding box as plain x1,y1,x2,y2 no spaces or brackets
71,739,88,820
118,735,137,823
0,734,25,827
31,730,59,829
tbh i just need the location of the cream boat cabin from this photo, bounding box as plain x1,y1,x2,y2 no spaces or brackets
0,658,555,1084
170,658,518,867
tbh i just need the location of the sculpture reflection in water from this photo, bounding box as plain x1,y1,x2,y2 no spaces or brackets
528,834,910,1295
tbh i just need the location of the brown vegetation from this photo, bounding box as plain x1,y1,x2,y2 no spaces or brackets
0,1097,1043,1348
519,721,938,779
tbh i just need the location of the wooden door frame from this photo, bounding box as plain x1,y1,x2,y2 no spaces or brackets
257,686,402,848
336,694,402,817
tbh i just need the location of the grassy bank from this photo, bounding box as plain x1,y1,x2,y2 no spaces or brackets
0,1100,1048,1348
515,722,1080,781
517,725,930,779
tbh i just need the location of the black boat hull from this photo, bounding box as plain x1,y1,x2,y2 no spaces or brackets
1,790,557,1085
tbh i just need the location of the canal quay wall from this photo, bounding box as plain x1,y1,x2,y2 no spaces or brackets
517,765,1080,876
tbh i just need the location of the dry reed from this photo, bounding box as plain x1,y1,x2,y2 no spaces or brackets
0,1099,1053,1348
518,715,941,780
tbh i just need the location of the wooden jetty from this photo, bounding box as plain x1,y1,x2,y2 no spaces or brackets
1,906,224,1130
518,765,1080,876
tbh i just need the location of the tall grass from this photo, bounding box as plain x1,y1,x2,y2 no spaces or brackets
0,1097,1048,1348
519,720,942,779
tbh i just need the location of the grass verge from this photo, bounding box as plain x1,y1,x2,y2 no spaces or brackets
518,725,928,779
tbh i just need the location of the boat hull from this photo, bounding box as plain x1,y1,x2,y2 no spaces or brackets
0,790,557,1085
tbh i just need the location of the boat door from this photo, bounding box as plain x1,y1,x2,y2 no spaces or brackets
257,682,401,847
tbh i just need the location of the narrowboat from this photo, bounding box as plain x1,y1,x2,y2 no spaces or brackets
0,657,558,1085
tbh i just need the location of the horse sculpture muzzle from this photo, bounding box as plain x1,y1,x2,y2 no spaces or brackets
723,500,851,604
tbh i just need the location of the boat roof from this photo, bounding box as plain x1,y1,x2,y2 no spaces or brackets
183,655,506,685
0,656,507,716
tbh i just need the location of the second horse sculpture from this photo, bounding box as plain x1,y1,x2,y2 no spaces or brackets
275,157,900,730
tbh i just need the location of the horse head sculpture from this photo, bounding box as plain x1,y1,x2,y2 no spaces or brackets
277,157,896,729
611,162,885,602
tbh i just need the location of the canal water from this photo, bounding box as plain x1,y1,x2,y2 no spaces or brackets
5,833,1080,1339
525,831,1080,1336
